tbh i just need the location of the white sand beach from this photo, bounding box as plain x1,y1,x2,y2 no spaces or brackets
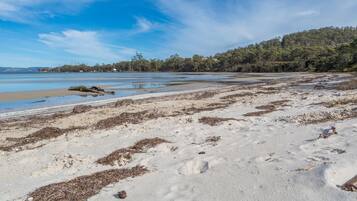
1,73,357,201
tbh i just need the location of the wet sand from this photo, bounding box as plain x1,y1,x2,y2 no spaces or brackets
0,89,87,102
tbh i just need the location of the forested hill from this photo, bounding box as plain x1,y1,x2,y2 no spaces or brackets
281,27,357,47
43,27,357,73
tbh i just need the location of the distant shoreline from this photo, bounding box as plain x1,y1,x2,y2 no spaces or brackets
0,72,350,115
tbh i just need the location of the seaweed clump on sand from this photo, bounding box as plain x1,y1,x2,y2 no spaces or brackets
114,99,135,107
27,166,148,201
94,111,157,130
96,138,169,166
0,127,83,151
198,117,240,126
334,79,357,90
243,100,290,117
72,105,92,114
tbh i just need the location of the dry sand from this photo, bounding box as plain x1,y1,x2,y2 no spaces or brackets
1,73,357,201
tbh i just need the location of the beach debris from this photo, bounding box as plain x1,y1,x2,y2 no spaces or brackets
97,99,241,130
314,83,326,90
283,108,357,124
170,146,178,152
198,116,241,126
244,100,290,117
206,136,221,142
192,91,217,100
27,166,148,201
0,126,84,152
96,138,169,166
334,79,357,90
244,110,274,117
72,105,92,114
205,136,221,146
198,151,206,155
116,191,127,199
331,148,346,154
295,164,316,172
68,85,115,95
186,118,193,123
319,126,337,139
220,92,255,100
206,136,221,143
114,99,135,107
316,97,357,108
182,100,234,115
95,110,160,130
339,175,357,192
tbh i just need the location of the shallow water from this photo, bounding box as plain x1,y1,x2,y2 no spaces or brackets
0,72,229,93
0,72,231,113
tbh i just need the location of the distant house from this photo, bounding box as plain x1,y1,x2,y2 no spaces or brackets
113,68,117,72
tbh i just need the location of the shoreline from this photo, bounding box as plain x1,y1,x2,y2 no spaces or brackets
0,72,307,103
0,79,227,115
1,73,357,201
0,85,222,120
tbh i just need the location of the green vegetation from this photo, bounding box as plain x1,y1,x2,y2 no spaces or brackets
42,27,357,73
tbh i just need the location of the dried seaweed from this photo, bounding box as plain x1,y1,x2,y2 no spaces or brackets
199,117,241,126
244,100,290,117
28,166,148,201
0,127,84,151
96,138,169,166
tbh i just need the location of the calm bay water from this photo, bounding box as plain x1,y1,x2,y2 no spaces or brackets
0,72,230,113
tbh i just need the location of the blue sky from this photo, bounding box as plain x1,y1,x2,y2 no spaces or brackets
0,0,357,67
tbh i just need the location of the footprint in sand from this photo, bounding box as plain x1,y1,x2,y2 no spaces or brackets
254,153,280,163
324,162,357,191
163,184,196,201
179,159,209,175
31,153,92,177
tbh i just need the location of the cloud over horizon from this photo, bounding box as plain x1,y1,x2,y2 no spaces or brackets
39,30,136,63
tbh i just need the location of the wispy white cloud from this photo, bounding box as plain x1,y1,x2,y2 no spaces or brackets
135,17,155,33
0,0,94,23
156,0,357,56
38,30,136,63
296,10,320,17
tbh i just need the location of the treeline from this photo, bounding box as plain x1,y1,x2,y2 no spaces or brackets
42,27,357,73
